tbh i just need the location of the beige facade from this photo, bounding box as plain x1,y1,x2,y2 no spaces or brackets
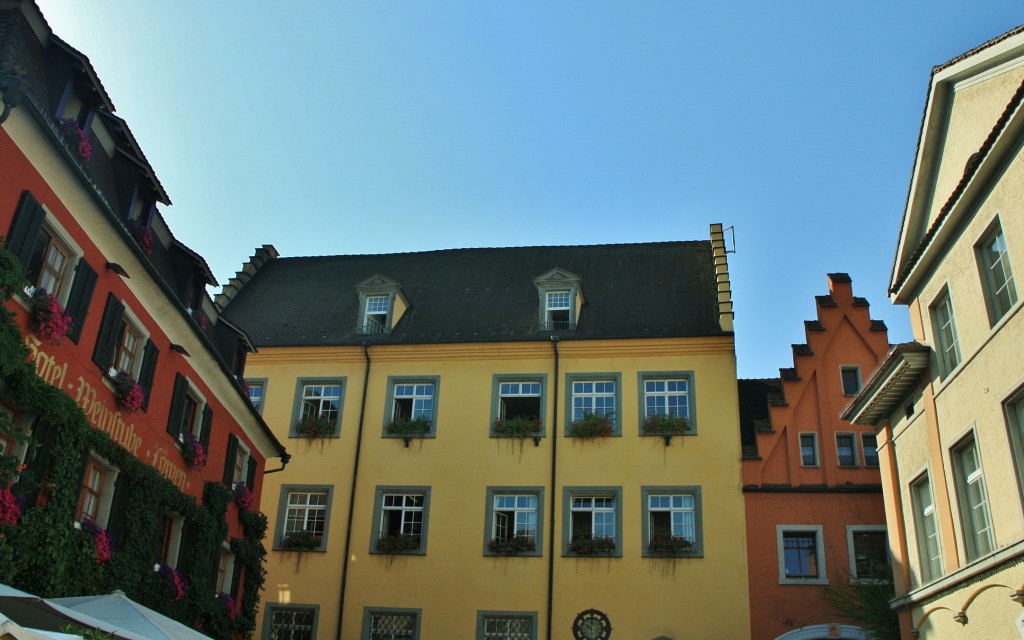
845,26,1024,640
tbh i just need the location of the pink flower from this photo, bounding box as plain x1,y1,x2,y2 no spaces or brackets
0,484,22,526
30,290,72,342
140,227,155,255
234,484,253,510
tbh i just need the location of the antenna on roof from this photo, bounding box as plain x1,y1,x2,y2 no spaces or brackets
723,225,736,254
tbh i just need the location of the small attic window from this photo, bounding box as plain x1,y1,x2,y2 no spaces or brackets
546,291,572,330
534,268,583,332
364,295,389,334
356,275,406,335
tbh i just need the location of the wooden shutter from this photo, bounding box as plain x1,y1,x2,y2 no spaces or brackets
223,435,238,486
166,373,187,438
137,340,159,411
245,455,256,491
6,191,45,270
229,560,242,598
91,294,124,371
64,260,97,344
106,474,131,549
199,405,213,452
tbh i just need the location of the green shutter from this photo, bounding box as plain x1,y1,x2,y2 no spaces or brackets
166,373,187,438
91,294,124,371
64,259,97,344
6,191,45,271
137,340,159,411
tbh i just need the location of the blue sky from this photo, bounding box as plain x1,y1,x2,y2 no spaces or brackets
35,1,1024,378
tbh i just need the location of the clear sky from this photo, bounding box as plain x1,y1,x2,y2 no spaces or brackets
34,1,1024,379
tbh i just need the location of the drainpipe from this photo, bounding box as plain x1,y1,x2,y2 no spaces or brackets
0,77,23,125
336,343,372,639
546,335,559,640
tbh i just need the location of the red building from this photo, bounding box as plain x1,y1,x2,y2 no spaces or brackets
0,1,286,636
739,274,891,640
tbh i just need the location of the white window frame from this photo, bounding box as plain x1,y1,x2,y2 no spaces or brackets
247,379,267,415
277,487,331,552
363,294,390,334
292,379,345,437
486,491,541,556
562,486,623,557
106,303,151,380
370,486,431,555
231,439,251,487
952,435,995,561
216,544,236,594
776,524,827,585
846,525,889,581
976,217,1018,326
911,474,943,584
930,289,962,377
799,433,818,467
26,208,83,306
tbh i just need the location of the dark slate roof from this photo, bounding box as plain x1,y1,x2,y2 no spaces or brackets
222,241,725,347
737,378,781,457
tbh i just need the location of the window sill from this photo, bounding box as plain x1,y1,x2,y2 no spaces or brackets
779,577,828,585
490,433,545,446
370,549,427,556
643,550,703,559
288,433,341,440
275,546,326,553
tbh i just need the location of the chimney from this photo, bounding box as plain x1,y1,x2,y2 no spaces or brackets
710,223,734,332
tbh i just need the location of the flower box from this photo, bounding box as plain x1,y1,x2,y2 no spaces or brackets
29,289,72,343
641,414,690,435
493,416,542,439
296,415,335,438
181,432,207,468
568,535,616,555
233,483,253,510
111,370,144,414
282,530,321,551
388,416,432,436
155,563,186,601
568,414,613,439
376,533,420,554
488,535,536,555
647,534,694,555
77,520,112,564
58,118,93,161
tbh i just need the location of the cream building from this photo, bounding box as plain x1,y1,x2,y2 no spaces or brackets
843,26,1024,640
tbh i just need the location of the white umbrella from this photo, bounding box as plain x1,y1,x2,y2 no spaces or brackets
49,592,212,640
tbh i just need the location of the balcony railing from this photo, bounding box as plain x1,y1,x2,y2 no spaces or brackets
542,321,576,331
362,316,387,334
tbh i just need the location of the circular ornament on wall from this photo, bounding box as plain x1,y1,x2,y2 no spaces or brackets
572,608,612,640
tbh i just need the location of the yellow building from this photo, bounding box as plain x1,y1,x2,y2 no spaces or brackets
218,226,749,640
844,26,1024,640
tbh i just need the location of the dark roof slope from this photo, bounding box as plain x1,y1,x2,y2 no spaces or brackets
223,241,724,347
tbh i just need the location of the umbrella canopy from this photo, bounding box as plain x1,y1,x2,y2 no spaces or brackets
50,592,212,640
0,610,79,640
0,584,147,640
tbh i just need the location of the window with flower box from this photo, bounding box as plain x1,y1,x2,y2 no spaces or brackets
167,374,211,464
483,487,543,556
383,377,439,439
216,545,238,597
641,486,703,557
565,374,620,437
75,454,118,528
562,487,622,557
362,608,420,640
477,611,537,640
262,603,320,640
371,486,430,555
94,295,159,410
291,378,345,438
275,484,333,552
490,376,546,438
156,512,184,569
638,371,696,436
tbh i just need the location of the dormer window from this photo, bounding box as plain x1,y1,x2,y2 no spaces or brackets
534,268,583,332
364,295,389,334
356,275,408,335
546,291,572,330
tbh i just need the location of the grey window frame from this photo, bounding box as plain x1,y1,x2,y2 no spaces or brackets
640,485,703,558
846,525,889,581
290,377,346,438
564,373,622,436
361,607,421,640
476,611,538,640
637,371,697,436
561,486,623,558
382,376,440,439
1004,387,1024,504
533,269,582,332
273,484,334,552
975,217,1018,326
799,433,818,467
247,378,267,415
776,524,827,585
840,365,862,396
929,289,962,377
369,486,431,555
483,486,544,557
836,433,858,467
490,375,547,438
861,433,879,467
261,603,320,640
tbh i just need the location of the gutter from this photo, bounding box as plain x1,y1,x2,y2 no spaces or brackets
336,343,372,639
546,336,559,640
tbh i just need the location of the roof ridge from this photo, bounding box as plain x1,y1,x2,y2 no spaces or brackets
276,240,707,261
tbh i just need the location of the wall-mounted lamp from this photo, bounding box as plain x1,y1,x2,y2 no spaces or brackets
1011,590,1024,605
105,262,129,278
952,612,967,625
909,629,919,638
170,343,190,357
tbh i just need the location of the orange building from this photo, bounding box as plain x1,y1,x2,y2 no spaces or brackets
740,273,891,640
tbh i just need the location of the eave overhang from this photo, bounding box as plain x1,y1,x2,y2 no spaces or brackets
842,343,931,426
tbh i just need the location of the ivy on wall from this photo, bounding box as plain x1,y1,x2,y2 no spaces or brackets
0,248,267,639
